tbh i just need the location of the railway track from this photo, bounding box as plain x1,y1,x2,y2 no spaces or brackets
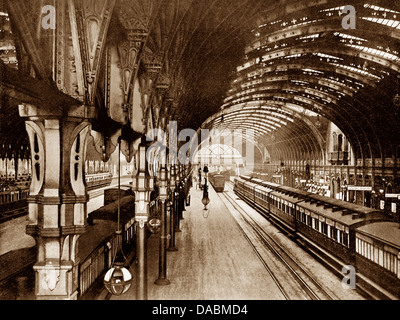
220,181,336,300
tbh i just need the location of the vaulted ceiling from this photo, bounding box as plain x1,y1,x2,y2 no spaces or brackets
1,0,400,164
203,0,400,163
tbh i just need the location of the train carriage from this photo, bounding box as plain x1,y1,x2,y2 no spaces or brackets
294,197,387,264
234,176,258,202
253,185,271,211
86,172,113,190
264,190,301,233
209,174,225,192
355,221,400,298
233,175,399,299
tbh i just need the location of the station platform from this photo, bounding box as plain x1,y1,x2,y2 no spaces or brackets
106,184,285,300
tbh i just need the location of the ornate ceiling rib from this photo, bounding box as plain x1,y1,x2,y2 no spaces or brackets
1,0,400,164
201,0,400,164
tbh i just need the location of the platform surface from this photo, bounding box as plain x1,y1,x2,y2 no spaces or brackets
109,184,285,300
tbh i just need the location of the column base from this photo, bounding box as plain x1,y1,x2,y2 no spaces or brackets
167,247,178,252
33,260,77,300
154,278,171,286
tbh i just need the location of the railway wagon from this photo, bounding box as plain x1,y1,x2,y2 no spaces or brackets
0,197,28,223
234,176,257,202
355,221,400,297
86,172,113,190
258,183,310,234
0,172,112,223
104,185,133,206
234,175,400,299
294,196,387,265
80,195,137,298
209,174,225,192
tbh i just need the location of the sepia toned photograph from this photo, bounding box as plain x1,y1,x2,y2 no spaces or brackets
0,0,399,308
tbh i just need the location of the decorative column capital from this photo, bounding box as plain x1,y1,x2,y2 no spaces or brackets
127,29,149,43
169,164,176,193
18,103,96,121
158,164,168,201
132,140,154,220
141,51,163,78
156,73,171,92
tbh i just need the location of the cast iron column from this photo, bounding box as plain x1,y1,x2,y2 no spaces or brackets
155,164,170,285
168,164,178,251
132,141,154,300
175,165,181,232
19,104,94,299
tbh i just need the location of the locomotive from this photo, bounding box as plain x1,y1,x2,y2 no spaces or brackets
208,173,225,192
234,175,400,299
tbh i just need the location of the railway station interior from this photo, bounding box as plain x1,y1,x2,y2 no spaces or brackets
1,0,400,302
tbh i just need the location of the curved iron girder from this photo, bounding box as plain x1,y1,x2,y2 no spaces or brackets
248,17,400,55
213,113,284,129
234,93,378,155
222,92,376,159
234,25,397,126
233,17,400,157
190,125,264,163
211,115,323,163
203,103,325,156
203,3,398,162
222,66,382,160
210,120,321,166
225,74,381,139
229,55,387,119
264,119,324,163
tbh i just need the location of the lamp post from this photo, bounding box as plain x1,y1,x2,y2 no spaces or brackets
154,163,170,285
103,139,133,296
167,164,178,251
198,166,202,190
175,164,182,232
341,184,348,202
131,139,154,300
202,166,210,209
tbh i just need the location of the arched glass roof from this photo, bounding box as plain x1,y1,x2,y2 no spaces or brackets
202,1,400,162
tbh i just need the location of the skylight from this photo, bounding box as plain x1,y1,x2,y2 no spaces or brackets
320,6,346,13
314,53,343,61
302,68,324,74
364,4,400,15
332,63,382,80
362,17,400,29
345,44,399,61
334,32,367,42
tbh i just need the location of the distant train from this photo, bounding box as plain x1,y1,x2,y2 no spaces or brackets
234,175,400,299
208,173,225,192
86,172,113,190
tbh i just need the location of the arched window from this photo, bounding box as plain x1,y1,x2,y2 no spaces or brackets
333,132,338,152
338,134,343,152
343,136,349,152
